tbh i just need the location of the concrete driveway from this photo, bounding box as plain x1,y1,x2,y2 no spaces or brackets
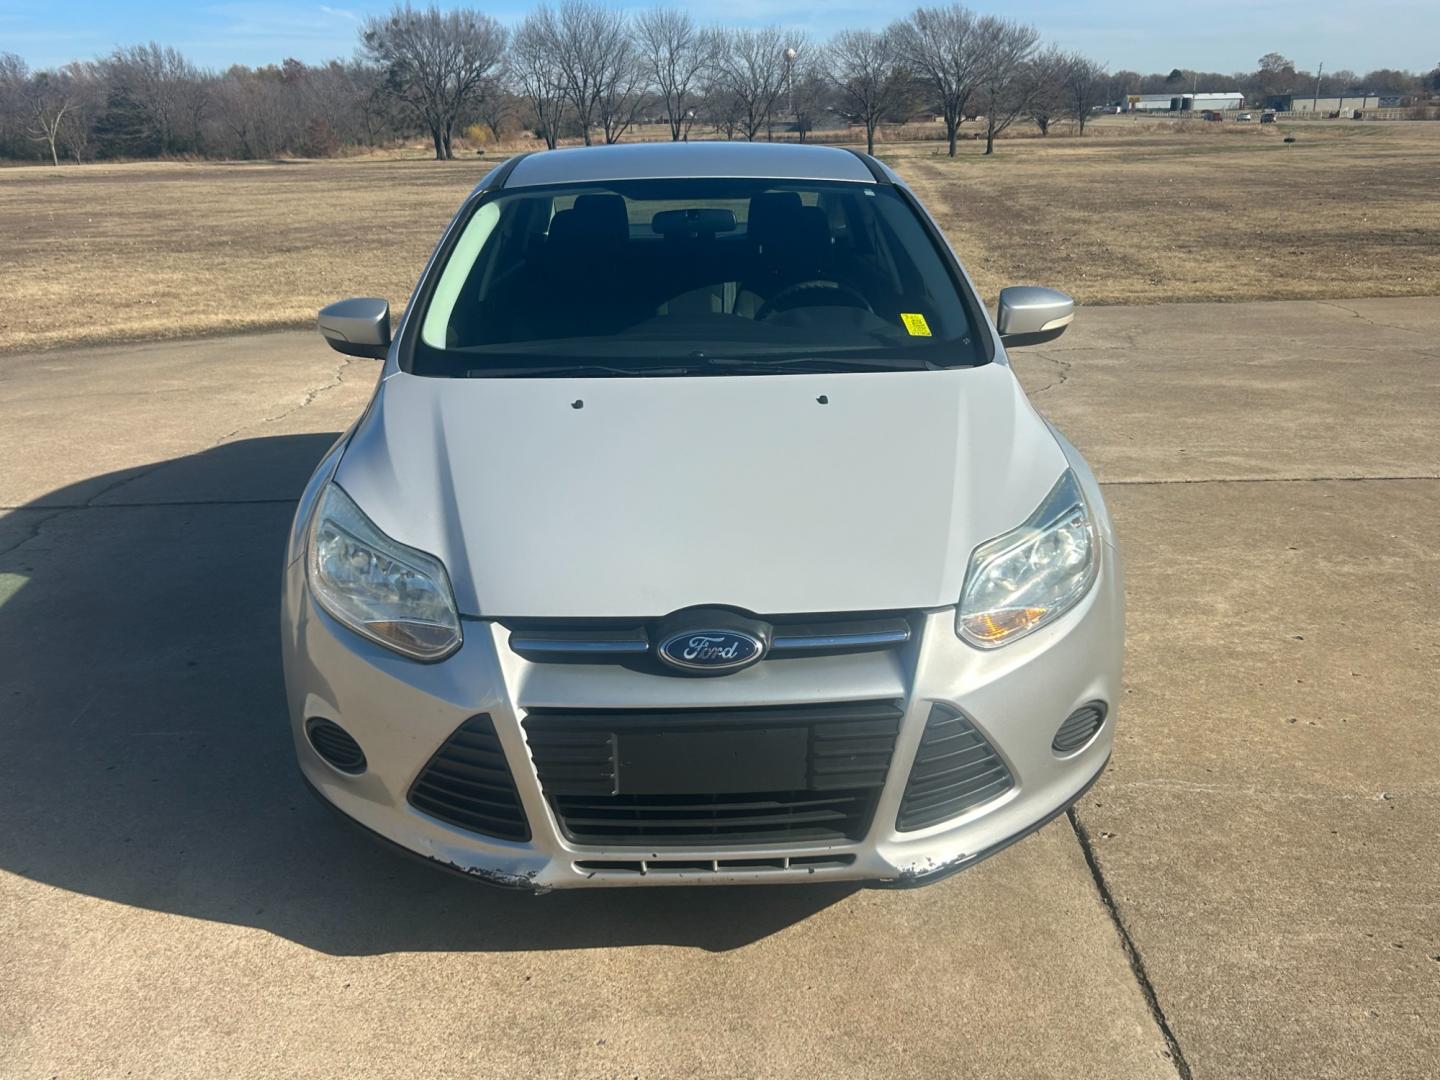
1,297,1436,1079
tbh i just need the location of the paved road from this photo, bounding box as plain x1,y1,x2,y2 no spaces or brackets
1,298,1436,1079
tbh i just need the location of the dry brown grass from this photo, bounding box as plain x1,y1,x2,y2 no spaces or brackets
1,120,1437,352
892,119,1440,305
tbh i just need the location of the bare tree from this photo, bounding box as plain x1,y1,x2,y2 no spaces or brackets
1061,53,1108,134
469,73,519,143
714,26,798,142
636,8,716,141
56,62,102,162
1253,52,1296,101
699,74,746,140
0,53,30,157
825,28,909,154
594,30,648,143
531,1,642,146
973,18,1041,155
24,69,75,165
892,4,987,157
1026,46,1069,136
789,66,832,143
512,12,568,149
361,3,506,159
214,66,289,159
96,43,205,156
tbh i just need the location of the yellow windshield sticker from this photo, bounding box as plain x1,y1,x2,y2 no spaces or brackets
900,312,932,337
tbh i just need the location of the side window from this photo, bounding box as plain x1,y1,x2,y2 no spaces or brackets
420,202,502,349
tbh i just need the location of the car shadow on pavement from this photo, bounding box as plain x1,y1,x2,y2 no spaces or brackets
0,434,856,955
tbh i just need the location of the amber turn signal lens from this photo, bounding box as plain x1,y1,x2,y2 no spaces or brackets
960,608,1049,642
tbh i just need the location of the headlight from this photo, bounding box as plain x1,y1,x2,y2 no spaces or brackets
307,483,462,661
958,469,1098,648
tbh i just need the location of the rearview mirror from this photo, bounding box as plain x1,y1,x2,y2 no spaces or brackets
996,287,1074,348
317,297,391,359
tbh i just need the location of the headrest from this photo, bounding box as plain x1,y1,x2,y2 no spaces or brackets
548,193,629,247
748,195,831,270
746,191,804,249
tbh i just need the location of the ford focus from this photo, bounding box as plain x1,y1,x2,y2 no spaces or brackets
282,141,1122,890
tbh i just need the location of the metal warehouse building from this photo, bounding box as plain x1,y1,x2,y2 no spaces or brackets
1183,93,1245,111
1273,93,1406,113
1121,92,1245,113
1123,94,1182,112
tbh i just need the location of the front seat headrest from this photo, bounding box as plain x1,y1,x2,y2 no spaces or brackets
548,193,629,248
746,191,805,252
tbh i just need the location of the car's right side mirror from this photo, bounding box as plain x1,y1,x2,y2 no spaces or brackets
317,297,391,359
996,286,1074,348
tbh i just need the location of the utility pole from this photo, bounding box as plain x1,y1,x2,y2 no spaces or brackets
784,47,798,122
1313,61,1323,113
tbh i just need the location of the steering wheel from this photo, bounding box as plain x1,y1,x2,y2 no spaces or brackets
755,280,873,321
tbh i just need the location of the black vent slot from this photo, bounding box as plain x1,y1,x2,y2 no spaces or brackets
525,700,901,846
408,715,531,841
575,854,856,875
306,718,366,774
549,790,874,845
1053,702,1107,753
897,705,1014,832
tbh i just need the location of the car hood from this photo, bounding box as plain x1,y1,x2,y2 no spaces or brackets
334,366,1068,619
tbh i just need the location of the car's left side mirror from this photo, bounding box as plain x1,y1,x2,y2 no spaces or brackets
317,297,391,359
996,286,1074,348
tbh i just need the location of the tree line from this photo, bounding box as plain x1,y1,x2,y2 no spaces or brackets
2,3,1437,166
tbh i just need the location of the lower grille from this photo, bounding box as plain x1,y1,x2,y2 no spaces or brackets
306,718,366,774
576,854,856,877
897,705,1014,832
525,700,902,846
408,715,531,841
1053,703,1107,753
550,790,875,845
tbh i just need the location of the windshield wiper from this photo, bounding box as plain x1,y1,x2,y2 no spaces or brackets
464,362,701,378
698,352,936,371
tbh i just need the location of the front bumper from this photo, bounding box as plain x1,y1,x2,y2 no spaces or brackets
281,546,1123,891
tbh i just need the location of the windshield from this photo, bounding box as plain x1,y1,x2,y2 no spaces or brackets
409,178,983,378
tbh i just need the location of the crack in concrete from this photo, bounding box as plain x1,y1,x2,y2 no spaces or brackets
1068,807,1195,1080
216,356,358,444
1311,299,1432,338
0,508,65,559
1,358,356,561
1022,350,1073,396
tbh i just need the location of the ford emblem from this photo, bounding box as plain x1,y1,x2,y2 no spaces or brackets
657,628,765,673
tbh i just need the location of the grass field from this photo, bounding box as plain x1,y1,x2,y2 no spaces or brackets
1,119,1437,352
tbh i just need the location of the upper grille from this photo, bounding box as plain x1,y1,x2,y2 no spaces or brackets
408,715,531,841
897,705,1014,832
504,611,913,671
524,700,902,846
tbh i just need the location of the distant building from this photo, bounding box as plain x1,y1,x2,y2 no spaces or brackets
1119,92,1245,113
1121,94,1183,112
1268,93,1409,113
1181,93,1245,111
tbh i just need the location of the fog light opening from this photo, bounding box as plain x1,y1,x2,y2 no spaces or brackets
306,717,367,774
1052,702,1107,755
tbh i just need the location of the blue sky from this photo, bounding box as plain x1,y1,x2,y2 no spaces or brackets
4,1,1437,75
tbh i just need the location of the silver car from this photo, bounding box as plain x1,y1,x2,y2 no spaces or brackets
283,142,1122,891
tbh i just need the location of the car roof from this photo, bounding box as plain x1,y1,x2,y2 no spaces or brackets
487,141,880,191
